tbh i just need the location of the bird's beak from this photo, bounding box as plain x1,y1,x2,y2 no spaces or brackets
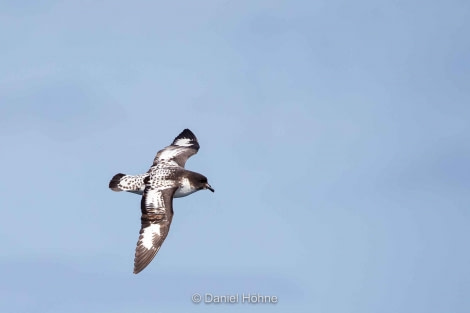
205,183,214,192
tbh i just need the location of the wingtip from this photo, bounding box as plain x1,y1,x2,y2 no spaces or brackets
172,129,199,148
181,128,194,134
133,263,143,275
176,128,197,140
133,266,146,274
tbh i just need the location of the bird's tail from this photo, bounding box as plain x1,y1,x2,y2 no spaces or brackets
109,173,126,191
109,173,147,195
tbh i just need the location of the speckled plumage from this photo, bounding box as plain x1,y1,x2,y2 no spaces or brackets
109,129,214,274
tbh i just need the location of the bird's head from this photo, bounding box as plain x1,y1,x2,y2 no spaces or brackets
196,175,214,192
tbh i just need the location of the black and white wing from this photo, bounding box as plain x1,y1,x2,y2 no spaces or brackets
152,129,200,168
134,184,177,274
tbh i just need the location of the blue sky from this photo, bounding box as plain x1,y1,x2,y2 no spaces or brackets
1,1,469,312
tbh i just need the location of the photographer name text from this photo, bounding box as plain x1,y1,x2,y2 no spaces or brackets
192,293,278,304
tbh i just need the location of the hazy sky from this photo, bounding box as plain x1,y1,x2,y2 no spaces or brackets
1,1,469,312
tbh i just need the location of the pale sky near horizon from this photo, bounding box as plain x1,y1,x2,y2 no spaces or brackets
1,1,469,313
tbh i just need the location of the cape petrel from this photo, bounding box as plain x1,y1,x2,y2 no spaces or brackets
109,129,214,274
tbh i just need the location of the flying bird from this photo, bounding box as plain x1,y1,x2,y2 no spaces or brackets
109,129,214,274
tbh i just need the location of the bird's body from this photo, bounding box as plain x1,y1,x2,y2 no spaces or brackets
111,168,202,197
109,129,214,274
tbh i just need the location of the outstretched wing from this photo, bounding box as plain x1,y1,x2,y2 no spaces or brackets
152,129,200,168
134,184,177,274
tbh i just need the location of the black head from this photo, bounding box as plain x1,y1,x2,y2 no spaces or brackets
193,173,214,192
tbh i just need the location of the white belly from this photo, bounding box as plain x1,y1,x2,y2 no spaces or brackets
174,178,197,198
